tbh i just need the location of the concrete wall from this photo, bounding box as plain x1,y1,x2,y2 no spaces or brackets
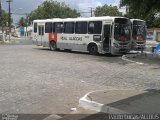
147,28,160,42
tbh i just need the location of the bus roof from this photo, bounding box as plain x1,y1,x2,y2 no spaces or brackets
33,16,129,23
130,19,145,22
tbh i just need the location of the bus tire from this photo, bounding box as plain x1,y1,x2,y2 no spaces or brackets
88,44,98,55
50,41,57,51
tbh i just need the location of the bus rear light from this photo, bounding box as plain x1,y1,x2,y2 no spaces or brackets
93,35,101,41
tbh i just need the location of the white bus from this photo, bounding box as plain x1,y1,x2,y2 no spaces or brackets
32,16,131,55
130,19,147,51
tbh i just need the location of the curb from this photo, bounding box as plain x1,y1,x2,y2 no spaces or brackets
79,90,127,114
122,51,160,65
122,55,144,65
43,114,62,120
79,91,103,112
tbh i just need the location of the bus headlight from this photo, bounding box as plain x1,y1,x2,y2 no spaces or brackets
93,35,101,42
114,43,119,48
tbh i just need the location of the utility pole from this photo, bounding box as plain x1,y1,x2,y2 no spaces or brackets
0,0,3,41
6,0,12,41
126,6,129,14
0,0,2,18
90,7,93,17
91,7,93,17
25,13,28,37
89,7,94,17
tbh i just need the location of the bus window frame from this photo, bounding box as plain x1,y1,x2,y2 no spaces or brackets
75,21,88,34
45,22,53,33
54,22,64,33
64,22,75,34
34,23,37,33
38,26,44,36
88,21,102,34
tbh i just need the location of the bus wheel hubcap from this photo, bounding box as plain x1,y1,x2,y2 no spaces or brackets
91,46,96,51
50,42,56,50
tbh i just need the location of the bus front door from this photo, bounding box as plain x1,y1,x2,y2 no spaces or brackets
103,24,112,52
37,25,44,46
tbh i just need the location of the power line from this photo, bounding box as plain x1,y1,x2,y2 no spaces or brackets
78,7,95,17
11,13,29,15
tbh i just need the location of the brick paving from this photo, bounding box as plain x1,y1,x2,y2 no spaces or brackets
0,40,159,113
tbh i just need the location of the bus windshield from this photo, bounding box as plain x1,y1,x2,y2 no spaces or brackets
132,25,146,41
114,24,131,42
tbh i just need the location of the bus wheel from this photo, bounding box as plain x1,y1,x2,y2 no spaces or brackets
88,44,98,55
50,41,57,51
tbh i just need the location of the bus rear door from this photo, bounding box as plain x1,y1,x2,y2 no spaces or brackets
37,25,44,46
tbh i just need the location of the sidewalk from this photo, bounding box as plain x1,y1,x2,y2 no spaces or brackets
0,37,31,45
79,89,160,114
124,52,160,66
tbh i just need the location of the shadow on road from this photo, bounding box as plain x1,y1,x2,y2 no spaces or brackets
56,89,160,120
101,89,160,114
33,47,130,65
34,47,123,57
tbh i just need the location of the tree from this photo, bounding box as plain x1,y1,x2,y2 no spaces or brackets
120,0,160,27
28,0,80,24
0,10,10,26
18,17,27,27
120,0,160,16
153,18,160,28
95,4,122,17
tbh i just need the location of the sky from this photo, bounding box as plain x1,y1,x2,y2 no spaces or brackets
1,0,123,24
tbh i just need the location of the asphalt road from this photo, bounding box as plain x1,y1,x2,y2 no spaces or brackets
0,39,160,114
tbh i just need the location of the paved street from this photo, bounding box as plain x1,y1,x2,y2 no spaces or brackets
0,39,160,114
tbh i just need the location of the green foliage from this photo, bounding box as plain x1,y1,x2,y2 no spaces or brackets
18,17,27,27
95,4,122,17
0,10,10,26
120,0,160,28
152,18,160,28
28,0,80,23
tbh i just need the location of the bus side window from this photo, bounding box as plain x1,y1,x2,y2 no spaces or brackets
88,21,102,34
38,26,44,35
75,22,87,34
52,23,55,33
64,22,75,34
38,26,41,35
34,23,37,33
55,22,63,33
45,22,52,33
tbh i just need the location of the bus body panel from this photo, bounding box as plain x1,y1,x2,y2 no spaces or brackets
33,22,50,47
57,34,89,51
32,16,131,55
130,19,147,51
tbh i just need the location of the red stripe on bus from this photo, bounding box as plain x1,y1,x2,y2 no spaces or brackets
49,33,57,42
